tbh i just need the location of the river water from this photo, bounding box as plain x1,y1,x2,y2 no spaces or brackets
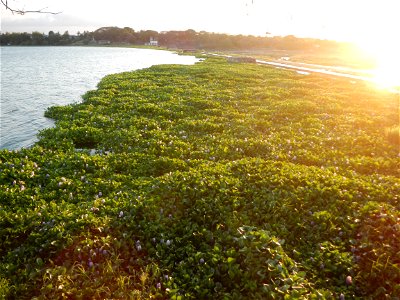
0,46,198,150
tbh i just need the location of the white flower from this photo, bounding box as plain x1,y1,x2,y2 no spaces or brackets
166,240,171,246
119,211,124,218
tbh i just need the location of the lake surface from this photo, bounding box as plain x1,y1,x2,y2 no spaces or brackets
0,46,199,150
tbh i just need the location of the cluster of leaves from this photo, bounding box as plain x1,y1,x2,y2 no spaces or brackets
0,57,399,299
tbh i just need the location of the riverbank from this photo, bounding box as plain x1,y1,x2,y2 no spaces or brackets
0,46,198,150
1,56,399,299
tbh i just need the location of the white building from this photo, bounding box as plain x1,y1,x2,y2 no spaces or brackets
147,37,158,46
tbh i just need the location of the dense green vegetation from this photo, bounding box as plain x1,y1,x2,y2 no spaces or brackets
0,57,399,299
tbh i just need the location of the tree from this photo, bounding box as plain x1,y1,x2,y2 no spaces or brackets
47,31,63,45
31,31,46,45
59,31,71,45
1,0,60,14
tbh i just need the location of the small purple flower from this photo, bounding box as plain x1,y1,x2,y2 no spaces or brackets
199,258,205,264
339,293,345,300
346,275,352,285
88,260,94,268
156,282,161,289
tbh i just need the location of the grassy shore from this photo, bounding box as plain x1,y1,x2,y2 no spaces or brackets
0,56,399,299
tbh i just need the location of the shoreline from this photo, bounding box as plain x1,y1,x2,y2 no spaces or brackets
0,46,200,151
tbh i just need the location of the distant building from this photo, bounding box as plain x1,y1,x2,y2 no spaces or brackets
227,56,256,63
97,40,111,45
146,37,158,46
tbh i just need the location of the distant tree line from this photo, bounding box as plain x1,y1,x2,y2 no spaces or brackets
0,26,346,52
0,30,94,46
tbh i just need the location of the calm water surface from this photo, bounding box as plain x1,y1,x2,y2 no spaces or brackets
0,46,198,149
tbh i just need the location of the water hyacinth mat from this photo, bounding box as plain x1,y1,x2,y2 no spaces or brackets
0,56,399,299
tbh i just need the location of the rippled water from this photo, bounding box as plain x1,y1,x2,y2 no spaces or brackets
0,46,198,150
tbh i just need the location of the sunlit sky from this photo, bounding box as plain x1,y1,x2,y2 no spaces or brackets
1,0,399,42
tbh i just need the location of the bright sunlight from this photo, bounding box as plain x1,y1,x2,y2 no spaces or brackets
348,1,400,90
358,38,400,89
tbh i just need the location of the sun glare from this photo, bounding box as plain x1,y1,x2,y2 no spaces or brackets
364,40,400,90
355,35,400,90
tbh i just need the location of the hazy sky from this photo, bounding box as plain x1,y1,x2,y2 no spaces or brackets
1,0,399,43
